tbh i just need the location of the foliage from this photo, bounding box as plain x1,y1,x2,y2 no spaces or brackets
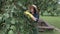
0,0,58,34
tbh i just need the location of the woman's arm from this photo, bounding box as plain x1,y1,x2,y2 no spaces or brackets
24,11,37,21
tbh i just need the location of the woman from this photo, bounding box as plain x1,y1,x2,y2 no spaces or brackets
29,5,39,22
24,5,39,34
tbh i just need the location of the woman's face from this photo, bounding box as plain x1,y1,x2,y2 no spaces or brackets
28,6,34,14
30,8,34,12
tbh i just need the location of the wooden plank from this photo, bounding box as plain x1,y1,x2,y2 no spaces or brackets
38,26,54,32
38,26,54,29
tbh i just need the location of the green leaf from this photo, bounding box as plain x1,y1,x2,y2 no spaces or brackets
11,19,16,24
8,30,14,34
10,25,16,31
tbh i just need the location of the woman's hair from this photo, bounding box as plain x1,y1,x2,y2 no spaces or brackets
32,5,39,14
28,5,39,14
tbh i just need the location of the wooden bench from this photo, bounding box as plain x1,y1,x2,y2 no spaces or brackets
37,19,54,32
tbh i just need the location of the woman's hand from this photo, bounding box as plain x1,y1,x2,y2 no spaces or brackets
31,17,38,21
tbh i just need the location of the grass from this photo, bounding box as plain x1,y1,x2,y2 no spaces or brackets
39,16,60,34
40,31,60,34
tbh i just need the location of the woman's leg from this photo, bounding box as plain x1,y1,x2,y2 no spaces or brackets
32,23,39,34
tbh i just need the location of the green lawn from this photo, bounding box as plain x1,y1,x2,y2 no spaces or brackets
39,16,60,34
40,31,60,34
